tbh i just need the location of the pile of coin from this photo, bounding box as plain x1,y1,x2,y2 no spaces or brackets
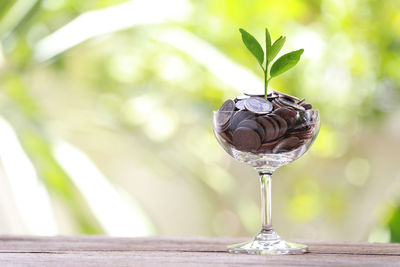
215,91,316,153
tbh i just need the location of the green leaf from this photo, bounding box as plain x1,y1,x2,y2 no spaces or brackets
268,36,286,62
270,49,304,77
265,28,271,62
239,28,264,66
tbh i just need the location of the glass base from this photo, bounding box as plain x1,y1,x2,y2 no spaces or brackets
227,230,308,255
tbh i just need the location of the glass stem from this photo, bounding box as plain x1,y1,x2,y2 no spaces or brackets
259,172,273,232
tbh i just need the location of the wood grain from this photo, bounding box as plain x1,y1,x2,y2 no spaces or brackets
0,236,399,266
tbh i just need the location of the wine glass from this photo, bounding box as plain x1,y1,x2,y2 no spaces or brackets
212,108,320,255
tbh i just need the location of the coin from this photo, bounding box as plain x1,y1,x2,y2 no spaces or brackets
232,127,261,151
272,99,283,109
256,117,275,142
235,99,246,110
276,97,305,111
273,107,297,127
292,123,311,131
244,93,265,97
290,126,315,140
229,110,255,130
267,94,279,100
216,99,235,130
216,92,314,153
264,115,280,140
272,136,300,153
273,90,300,101
234,95,249,102
219,99,236,112
244,97,273,114
238,119,265,140
301,103,312,110
269,114,287,138
215,112,232,131
219,131,233,144
297,98,306,105
261,137,281,147
292,132,314,140
258,138,282,153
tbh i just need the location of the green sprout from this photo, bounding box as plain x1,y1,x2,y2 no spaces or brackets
239,28,304,97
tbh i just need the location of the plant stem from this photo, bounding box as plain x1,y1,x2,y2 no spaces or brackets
264,71,268,96
264,60,269,97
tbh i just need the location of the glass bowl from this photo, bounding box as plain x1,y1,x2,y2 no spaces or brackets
212,108,320,254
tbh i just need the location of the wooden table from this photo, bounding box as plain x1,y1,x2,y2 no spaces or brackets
0,236,399,266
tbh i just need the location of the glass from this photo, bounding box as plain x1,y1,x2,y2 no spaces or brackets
212,109,320,254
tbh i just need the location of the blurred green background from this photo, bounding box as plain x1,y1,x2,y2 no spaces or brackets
1,0,400,242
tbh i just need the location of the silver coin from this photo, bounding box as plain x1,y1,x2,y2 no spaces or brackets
244,97,273,114
235,99,246,110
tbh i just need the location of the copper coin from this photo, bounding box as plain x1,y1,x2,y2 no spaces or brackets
272,136,300,153
273,90,300,101
269,114,287,138
272,99,283,110
292,132,314,140
237,119,265,140
301,103,312,110
244,97,273,114
219,131,233,144
232,127,261,151
297,98,306,105
261,137,282,147
291,127,315,140
290,124,313,133
273,107,297,128
276,97,305,111
264,115,280,140
257,137,283,154
256,117,275,142
229,110,255,130
292,121,311,131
